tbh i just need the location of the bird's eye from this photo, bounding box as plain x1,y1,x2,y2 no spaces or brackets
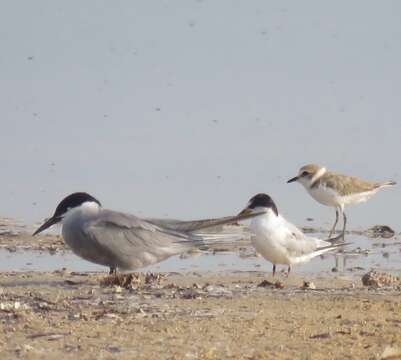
301,171,309,176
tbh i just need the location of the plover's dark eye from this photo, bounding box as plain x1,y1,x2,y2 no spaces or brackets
301,171,309,176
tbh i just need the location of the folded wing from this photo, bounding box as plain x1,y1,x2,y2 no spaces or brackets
82,210,192,269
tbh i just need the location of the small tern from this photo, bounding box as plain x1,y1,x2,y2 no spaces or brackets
33,192,265,273
287,164,396,239
239,193,347,276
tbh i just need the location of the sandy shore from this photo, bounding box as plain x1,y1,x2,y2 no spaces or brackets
1,228,401,359
1,269,401,360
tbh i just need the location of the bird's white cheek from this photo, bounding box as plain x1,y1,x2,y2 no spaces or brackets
297,178,310,188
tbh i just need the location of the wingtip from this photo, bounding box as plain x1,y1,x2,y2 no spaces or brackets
318,242,352,252
379,180,397,187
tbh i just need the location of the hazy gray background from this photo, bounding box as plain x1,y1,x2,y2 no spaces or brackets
1,1,400,230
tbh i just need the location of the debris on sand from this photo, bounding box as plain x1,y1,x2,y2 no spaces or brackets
381,346,401,360
309,332,331,339
100,272,166,290
27,332,70,341
0,301,30,311
301,281,316,290
257,280,284,289
2,269,401,359
180,288,203,300
144,272,166,285
366,225,395,239
203,284,233,298
101,273,141,289
361,270,400,288
177,283,234,300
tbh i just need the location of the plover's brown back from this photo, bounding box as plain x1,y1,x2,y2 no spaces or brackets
316,172,391,197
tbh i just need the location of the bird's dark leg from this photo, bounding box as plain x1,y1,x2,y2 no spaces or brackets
287,266,291,277
272,264,276,277
328,209,339,238
109,266,117,275
342,211,347,241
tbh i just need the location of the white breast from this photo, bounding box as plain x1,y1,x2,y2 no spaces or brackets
306,184,341,207
249,213,291,266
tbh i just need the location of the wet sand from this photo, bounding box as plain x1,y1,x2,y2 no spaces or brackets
1,270,401,360
1,229,401,359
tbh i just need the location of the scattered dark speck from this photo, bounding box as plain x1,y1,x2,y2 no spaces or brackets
27,56,34,61
155,107,161,112
107,346,121,354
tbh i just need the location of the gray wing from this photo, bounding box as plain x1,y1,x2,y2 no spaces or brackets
147,210,266,233
279,218,330,257
82,210,191,270
147,213,263,248
282,218,305,240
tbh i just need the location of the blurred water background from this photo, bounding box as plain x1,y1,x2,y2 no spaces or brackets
0,1,400,233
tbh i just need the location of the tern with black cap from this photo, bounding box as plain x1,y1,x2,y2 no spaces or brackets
238,193,347,276
33,192,265,274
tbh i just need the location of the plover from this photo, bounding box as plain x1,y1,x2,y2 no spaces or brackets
33,192,265,273
239,193,346,276
287,164,396,239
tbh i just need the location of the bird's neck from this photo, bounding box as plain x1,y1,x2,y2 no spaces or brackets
311,167,326,185
251,209,281,231
62,201,101,225
303,167,327,189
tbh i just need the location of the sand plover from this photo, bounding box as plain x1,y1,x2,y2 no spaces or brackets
33,192,265,273
287,164,396,239
238,193,346,276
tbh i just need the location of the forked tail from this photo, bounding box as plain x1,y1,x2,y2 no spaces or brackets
291,242,351,265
